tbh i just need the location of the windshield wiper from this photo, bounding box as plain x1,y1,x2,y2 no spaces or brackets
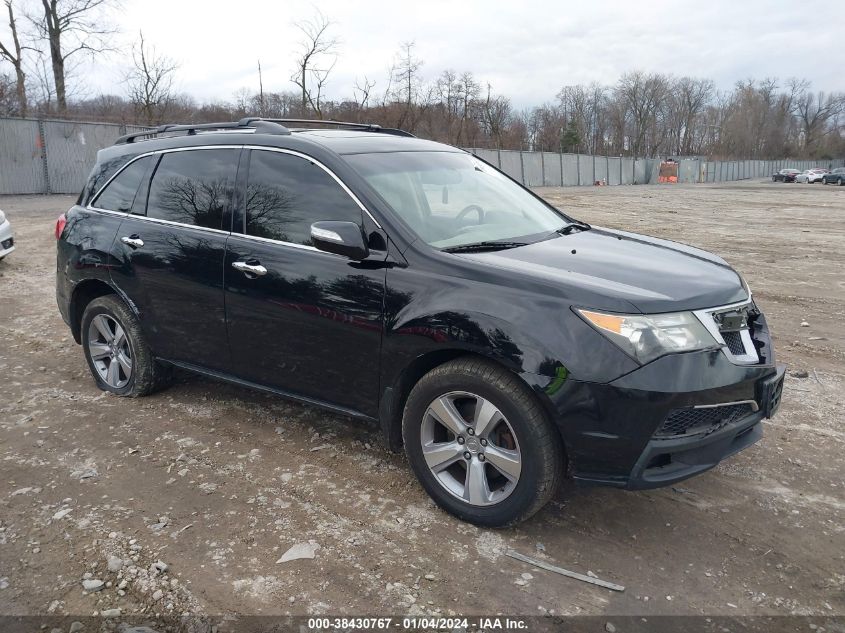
442,241,529,253
556,221,592,235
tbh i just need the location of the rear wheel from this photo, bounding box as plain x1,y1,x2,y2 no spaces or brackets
402,358,563,527
81,295,172,397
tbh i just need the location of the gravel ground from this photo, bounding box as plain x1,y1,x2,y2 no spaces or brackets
0,181,843,628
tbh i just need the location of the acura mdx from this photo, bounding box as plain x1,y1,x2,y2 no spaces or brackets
56,118,786,526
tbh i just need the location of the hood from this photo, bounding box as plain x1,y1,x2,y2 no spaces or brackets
460,227,748,313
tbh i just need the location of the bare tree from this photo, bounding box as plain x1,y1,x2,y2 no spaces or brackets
353,75,375,111
482,83,511,149
392,41,423,131
790,79,844,153
28,0,117,112
615,71,671,157
0,71,17,113
667,77,713,155
290,10,337,118
125,31,177,125
0,0,27,115
454,71,479,145
29,47,55,107
256,59,265,116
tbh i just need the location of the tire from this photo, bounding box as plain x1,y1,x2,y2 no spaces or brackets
81,295,172,397
402,357,563,527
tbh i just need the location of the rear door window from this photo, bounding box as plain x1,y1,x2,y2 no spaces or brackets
92,156,154,213
244,150,363,246
147,149,238,230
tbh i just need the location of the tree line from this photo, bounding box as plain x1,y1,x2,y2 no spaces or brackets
2,3,843,159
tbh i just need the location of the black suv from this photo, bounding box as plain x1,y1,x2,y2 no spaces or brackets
56,118,785,526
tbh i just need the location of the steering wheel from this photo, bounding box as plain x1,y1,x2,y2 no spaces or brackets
456,204,485,224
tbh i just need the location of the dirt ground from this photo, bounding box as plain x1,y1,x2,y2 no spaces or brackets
0,181,843,628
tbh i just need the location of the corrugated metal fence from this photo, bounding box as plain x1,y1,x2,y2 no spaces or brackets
0,117,148,195
1,116,843,195
468,148,845,188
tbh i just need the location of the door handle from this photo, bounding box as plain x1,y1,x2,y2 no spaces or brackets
232,260,268,277
121,235,144,248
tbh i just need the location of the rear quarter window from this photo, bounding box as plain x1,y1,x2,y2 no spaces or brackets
91,156,155,213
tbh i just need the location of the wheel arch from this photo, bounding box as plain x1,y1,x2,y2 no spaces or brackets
378,349,566,457
69,279,133,344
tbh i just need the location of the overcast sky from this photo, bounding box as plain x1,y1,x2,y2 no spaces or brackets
86,0,842,108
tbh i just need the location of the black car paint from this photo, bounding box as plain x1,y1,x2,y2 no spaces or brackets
772,169,800,182
822,168,845,185
57,129,783,490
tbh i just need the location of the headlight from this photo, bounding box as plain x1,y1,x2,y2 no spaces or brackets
578,309,718,364
0,210,6,224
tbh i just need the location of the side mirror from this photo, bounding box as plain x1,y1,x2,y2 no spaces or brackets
310,221,369,261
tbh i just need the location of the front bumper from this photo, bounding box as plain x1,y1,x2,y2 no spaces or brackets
0,220,14,258
528,315,784,489
626,363,784,489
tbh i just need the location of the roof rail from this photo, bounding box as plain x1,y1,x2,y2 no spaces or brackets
255,118,415,138
113,117,414,145
114,119,291,145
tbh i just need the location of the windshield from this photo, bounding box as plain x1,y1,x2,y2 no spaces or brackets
344,151,570,248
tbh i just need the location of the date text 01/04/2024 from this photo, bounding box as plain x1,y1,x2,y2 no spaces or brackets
306,617,529,630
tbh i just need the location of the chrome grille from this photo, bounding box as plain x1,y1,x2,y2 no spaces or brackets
693,299,760,364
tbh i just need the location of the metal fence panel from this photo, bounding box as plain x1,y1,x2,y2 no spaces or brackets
43,120,125,194
577,154,594,185
521,152,543,187
606,157,621,185
0,119,45,194
593,156,608,184
633,159,648,184
622,158,634,185
473,148,499,167
542,152,562,186
678,160,698,183
498,150,523,182
561,154,578,186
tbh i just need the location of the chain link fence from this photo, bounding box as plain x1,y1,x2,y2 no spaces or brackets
1,117,843,195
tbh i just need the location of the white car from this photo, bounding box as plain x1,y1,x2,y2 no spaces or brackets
795,169,828,184
0,209,15,260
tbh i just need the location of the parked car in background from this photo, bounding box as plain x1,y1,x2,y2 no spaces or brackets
0,209,15,260
822,168,845,185
795,169,828,184
772,168,800,182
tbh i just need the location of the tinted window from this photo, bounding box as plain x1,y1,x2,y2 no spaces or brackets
245,150,362,245
147,149,237,229
93,156,153,213
345,151,566,248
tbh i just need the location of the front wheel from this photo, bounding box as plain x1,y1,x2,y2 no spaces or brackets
81,295,172,397
402,358,563,527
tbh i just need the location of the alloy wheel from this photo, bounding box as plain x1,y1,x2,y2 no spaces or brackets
87,314,132,388
420,391,522,506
